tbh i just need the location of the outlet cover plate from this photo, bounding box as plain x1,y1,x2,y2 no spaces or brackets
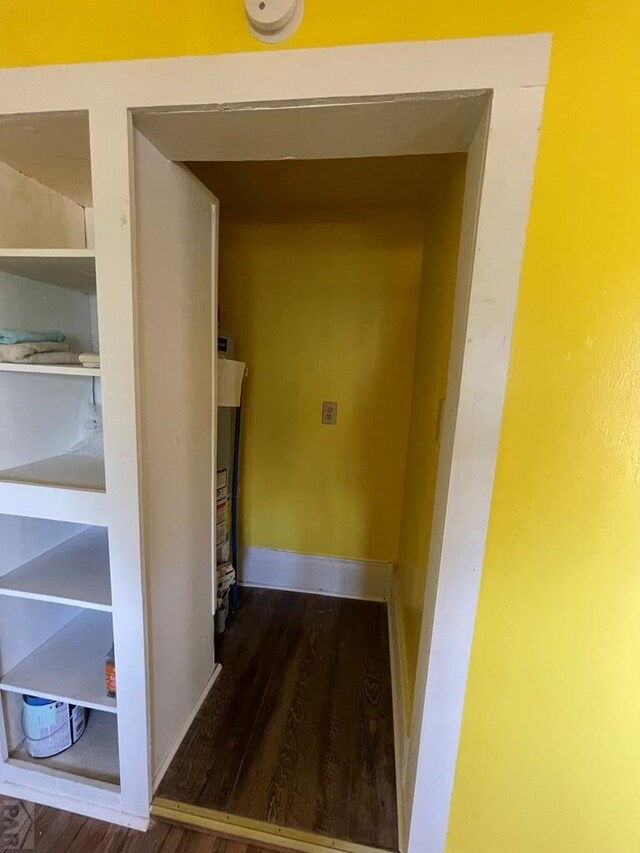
322,401,338,425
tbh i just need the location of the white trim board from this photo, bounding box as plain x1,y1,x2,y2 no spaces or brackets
0,36,550,116
239,547,392,602
0,775,147,831
387,580,409,852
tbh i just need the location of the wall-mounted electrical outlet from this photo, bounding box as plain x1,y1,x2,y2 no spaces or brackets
322,401,338,425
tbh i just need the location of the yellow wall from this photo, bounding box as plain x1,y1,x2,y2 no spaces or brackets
395,159,467,720
6,4,640,851
201,157,460,562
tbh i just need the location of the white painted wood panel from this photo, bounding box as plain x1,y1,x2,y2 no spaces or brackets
0,527,111,610
89,106,151,821
0,609,115,713
0,36,550,117
0,481,107,525
0,160,86,249
0,111,92,207
0,250,96,291
0,363,99,377
134,128,215,779
406,87,546,853
387,581,409,852
0,771,131,829
84,208,95,249
135,93,489,162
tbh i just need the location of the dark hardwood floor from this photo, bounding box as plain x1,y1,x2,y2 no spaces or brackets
157,588,398,851
0,796,271,852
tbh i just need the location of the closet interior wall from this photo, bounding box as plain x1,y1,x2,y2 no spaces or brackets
191,153,467,732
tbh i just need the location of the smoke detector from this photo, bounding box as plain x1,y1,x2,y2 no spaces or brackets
244,0,303,43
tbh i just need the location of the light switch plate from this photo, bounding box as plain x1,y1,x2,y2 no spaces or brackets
322,401,338,425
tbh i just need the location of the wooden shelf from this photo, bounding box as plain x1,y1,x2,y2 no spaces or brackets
0,249,96,292
0,363,100,377
0,480,107,526
10,710,119,787
0,452,105,492
0,528,111,611
0,610,116,713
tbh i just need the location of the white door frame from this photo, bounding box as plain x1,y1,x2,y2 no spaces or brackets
0,34,550,849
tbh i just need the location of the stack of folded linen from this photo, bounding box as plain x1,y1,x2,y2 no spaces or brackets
0,329,79,365
79,352,100,369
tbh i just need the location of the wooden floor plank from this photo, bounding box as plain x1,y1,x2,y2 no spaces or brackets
157,588,398,850
226,595,341,828
199,590,309,813
30,802,88,852
0,796,273,852
347,605,397,851
162,590,298,806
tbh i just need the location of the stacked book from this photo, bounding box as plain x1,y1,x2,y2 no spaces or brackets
215,467,236,630
216,467,231,566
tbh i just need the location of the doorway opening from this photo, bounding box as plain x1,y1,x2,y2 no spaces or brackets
130,58,545,849
133,94,476,850
154,152,465,851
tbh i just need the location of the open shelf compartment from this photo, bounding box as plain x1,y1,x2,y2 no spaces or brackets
0,527,111,611
0,111,92,251
0,250,96,292
0,609,115,713
0,243,103,497
2,692,119,788
0,452,105,493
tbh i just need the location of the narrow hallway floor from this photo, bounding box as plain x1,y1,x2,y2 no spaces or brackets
156,587,398,851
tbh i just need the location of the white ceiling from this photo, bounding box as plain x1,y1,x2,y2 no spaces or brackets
0,111,92,207
134,91,489,163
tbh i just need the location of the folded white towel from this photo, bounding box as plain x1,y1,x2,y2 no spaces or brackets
79,351,100,367
22,352,80,365
0,341,70,363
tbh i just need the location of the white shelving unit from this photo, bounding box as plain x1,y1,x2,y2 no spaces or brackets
0,89,217,830
0,113,121,815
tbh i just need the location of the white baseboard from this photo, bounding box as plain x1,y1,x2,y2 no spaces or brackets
0,779,149,830
239,547,392,601
152,663,222,792
388,579,410,852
